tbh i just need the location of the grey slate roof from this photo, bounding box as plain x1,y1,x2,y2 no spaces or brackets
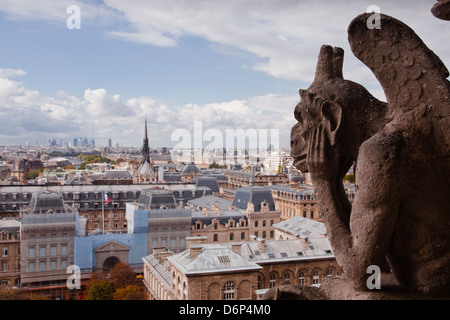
194,177,219,193
168,244,262,275
232,186,275,211
138,189,177,209
188,195,232,211
103,170,133,180
28,190,67,214
240,238,334,263
273,216,327,239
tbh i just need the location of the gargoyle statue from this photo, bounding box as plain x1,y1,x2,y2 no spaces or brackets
291,13,450,295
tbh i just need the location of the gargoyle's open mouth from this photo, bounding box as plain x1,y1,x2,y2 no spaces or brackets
293,154,307,169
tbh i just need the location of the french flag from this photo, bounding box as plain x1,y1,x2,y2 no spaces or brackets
103,191,110,204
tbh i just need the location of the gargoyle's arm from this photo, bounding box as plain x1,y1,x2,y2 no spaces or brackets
311,131,403,290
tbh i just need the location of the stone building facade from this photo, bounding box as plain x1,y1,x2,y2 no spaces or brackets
0,218,21,288
19,191,78,298
270,183,355,222
142,236,341,300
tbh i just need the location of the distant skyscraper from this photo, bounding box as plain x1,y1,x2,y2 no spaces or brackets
108,138,112,148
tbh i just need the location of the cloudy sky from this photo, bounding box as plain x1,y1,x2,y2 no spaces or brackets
0,0,448,148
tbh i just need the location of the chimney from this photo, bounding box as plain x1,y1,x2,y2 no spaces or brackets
186,236,207,247
190,245,203,259
301,237,309,250
257,238,266,253
202,207,209,216
230,243,241,256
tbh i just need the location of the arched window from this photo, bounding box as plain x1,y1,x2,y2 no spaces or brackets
313,270,320,284
299,272,305,285
269,274,277,288
223,281,235,300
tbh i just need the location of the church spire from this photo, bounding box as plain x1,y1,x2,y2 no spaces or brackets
142,118,150,164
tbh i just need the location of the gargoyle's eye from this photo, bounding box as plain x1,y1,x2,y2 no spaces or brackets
294,109,302,123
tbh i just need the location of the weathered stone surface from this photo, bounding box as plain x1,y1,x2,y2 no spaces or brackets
289,12,450,299
432,0,450,20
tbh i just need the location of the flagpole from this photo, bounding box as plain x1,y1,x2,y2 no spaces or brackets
102,191,105,235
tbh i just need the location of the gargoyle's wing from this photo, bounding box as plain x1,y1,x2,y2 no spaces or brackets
348,13,449,116
348,13,450,177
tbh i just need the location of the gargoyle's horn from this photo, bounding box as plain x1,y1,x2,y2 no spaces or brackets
333,47,344,79
313,45,344,83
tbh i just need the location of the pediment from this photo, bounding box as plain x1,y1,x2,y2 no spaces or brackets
94,240,130,253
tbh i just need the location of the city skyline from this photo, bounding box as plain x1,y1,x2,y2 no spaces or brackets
0,1,449,147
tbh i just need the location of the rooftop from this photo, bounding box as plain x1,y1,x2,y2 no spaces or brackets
232,186,276,211
274,216,327,239
168,243,262,275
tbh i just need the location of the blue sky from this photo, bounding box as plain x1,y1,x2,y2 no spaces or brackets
0,0,448,147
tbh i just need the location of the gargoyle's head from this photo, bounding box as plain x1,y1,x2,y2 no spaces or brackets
291,45,344,172
291,45,386,173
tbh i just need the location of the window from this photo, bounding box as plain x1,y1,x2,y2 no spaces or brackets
29,247,35,258
171,238,176,248
51,246,57,256
299,272,305,285
327,269,333,276
51,260,57,271
1,247,7,257
310,211,314,219
240,232,245,240
223,282,235,300
29,262,35,272
40,261,46,271
269,274,276,288
2,261,7,271
255,221,258,228
61,260,67,270
213,234,218,242
40,247,46,257
284,273,291,281
303,211,307,218
229,233,234,241
61,245,67,255
313,270,320,284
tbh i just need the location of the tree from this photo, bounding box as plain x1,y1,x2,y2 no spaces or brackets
87,280,114,300
113,285,145,300
109,262,136,289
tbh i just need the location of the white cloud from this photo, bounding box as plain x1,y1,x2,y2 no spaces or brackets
0,67,297,147
102,0,449,88
0,1,449,147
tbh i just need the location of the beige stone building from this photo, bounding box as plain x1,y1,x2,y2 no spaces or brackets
0,218,21,288
19,191,78,298
224,169,289,189
188,187,282,244
142,236,341,300
270,183,355,222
